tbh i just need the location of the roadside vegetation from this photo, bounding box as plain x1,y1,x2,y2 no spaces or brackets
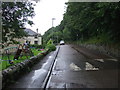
1,1,57,71
43,2,120,47
0,39,56,70
2,1,35,47
45,39,56,52
0,47,44,70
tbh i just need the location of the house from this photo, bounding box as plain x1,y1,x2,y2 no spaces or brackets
2,28,42,49
24,28,42,45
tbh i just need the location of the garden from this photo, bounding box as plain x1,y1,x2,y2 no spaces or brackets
0,46,45,70
0,40,56,70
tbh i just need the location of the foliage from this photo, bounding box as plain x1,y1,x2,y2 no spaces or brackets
0,48,42,70
2,2,35,44
43,26,64,44
45,40,56,51
46,44,56,51
43,2,120,45
63,2,120,43
47,39,53,45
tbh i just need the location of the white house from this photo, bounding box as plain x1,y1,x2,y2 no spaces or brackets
24,29,42,45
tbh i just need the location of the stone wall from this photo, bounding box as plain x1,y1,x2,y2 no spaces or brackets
2,50,49,89
79,44,120,59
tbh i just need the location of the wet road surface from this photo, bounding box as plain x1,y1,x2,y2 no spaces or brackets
7,45,119,89
46,45,118,88
7,47,59,89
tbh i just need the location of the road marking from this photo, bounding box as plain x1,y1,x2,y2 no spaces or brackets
69,63,81,71
94,58,118,62
85,62,99,71
94,59,104,62
106,59,118,62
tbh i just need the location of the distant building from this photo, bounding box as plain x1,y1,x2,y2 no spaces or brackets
24,28,42,45
1,28,42,52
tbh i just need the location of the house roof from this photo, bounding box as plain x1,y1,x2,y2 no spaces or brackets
24,28,41,36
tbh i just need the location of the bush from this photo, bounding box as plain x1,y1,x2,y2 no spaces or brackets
46,44,56,51
47,39,53,45
45,40,56,51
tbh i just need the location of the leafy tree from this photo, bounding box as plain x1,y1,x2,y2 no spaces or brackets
63,27,71,41
43,2,120,45
43,26,64,44
62,2,120,43
2,1,35,44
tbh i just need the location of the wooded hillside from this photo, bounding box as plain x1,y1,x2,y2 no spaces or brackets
43,2,120,45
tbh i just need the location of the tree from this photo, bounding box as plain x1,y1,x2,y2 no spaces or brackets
43,2,120,44
2,1,35,44
62,2,120,43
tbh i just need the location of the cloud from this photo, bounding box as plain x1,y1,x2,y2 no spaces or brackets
26,0,68,35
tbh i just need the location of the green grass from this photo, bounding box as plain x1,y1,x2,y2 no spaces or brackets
32,48,42,56
0,48,43,70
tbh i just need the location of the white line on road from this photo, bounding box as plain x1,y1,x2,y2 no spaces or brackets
85,62,99,71
69,63,81,71
94,59,104,62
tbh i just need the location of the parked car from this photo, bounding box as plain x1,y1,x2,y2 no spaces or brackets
60,40,65,45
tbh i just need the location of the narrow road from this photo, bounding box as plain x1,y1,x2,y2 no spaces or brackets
46,45,118,88
7,45,119,89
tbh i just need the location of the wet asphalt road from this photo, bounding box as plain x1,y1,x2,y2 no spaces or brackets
7,45,118,89
7,47,59,89
47,45,118,88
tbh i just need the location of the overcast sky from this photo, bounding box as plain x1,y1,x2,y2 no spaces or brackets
26,0,68,35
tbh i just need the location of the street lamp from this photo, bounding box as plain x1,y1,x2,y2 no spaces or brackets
36,28,38,33
52,18,55,27
52,18,55,41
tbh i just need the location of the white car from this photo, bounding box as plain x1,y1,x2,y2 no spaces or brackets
60,40,65,45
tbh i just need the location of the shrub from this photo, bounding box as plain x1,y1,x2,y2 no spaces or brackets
47,39,53,45
45,40,56,51
46,44,56,51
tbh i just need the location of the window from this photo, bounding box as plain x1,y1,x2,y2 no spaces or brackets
34,36,37,38
34,41,38,44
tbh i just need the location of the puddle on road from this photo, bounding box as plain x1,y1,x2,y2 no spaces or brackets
31,56,53,82
49,56,52,59
42,62,48,69
41,56,53,69
32,69,47,81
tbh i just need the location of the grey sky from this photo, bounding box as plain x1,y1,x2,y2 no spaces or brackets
26,0,68,35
